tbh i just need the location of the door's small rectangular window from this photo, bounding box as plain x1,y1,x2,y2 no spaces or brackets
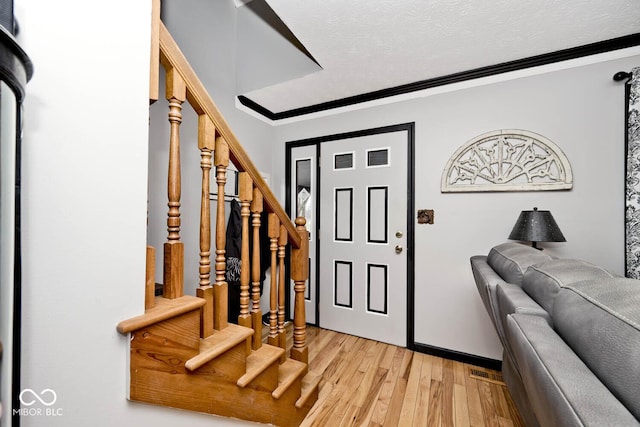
334,152,354,170
366,148,389,167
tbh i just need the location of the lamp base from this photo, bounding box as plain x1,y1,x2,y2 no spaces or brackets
531,241,543,251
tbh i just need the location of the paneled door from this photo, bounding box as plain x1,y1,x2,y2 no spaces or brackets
319,130,408,346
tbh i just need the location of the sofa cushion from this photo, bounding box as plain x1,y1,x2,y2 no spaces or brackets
522,259,614,315
487,242,552,285
507,313,640,427
553,278,640,420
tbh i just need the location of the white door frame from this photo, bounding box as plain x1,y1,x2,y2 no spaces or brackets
285,123,415,348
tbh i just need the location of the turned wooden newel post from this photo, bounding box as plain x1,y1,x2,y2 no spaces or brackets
197,115,215,338
250,188,263,350
267,214,280,348
214,135,230,330
238,173,253,332
290,217,309,364
163,68,186,299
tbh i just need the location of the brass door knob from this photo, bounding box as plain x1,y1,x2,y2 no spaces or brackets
395,245,403,254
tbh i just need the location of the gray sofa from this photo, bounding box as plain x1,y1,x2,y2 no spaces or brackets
471,242,640,427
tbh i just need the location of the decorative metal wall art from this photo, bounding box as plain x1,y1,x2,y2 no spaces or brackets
441,129,572,192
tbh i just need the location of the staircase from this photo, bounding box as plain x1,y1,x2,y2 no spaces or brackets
117,4,318,425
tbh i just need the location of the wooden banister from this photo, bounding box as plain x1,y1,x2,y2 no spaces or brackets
152,16,310,376
149,0,160,103
158,22,300,248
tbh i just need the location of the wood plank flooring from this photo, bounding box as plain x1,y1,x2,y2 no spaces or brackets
294,326,525,427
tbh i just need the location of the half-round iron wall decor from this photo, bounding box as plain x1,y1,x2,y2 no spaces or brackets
441,129,573,192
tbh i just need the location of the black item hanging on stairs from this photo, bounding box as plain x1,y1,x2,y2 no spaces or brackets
226,199,271,323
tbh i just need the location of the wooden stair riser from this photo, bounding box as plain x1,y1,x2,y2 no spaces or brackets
131,317,248,380
131,309,201,355
244,361,279,393
130,362,310,427
194,342,247,381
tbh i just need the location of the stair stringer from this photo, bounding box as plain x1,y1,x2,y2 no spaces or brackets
125,303,317,427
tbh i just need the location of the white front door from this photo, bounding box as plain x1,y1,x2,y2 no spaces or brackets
319,130,408,346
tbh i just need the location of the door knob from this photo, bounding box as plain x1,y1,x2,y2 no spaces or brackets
395,245,403,254
395,231,403,238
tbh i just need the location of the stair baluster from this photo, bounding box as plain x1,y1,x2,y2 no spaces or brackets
197,114,215,338
238,172,253,354
163,67,185,300
278,224,287,356
268,214,280,348
214,135,229,330
251,188,263,350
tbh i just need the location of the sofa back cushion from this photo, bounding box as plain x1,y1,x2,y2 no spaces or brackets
553,277,640,420
486,242,552,286
522,259,614,315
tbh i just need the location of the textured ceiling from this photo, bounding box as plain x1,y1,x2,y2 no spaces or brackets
240,0,640,115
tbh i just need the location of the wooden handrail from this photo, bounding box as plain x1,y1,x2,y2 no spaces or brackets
158,22,301,248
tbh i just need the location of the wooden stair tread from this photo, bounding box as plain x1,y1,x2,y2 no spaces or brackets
237,344,284,388
272,358,307,400
117,295,205,334
185,323,254,371
295,373,322,409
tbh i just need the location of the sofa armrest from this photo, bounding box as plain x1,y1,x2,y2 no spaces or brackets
497,282,551,326
471,255,504,333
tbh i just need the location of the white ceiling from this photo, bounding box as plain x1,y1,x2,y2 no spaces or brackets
239,0,640,115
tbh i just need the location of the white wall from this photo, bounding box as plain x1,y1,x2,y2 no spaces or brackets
17,0,251,425
273,54,640,360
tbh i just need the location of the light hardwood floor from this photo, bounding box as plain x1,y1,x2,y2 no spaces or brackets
295,326,525,427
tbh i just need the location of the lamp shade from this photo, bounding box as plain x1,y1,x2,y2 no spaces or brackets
508,207,566,246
